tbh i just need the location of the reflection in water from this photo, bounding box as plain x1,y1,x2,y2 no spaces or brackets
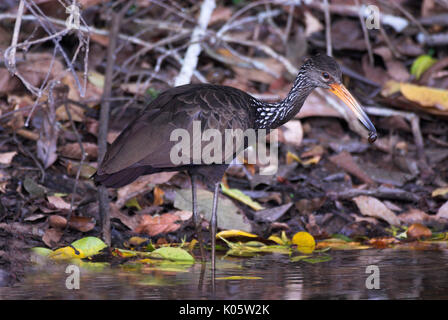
2,249,448,299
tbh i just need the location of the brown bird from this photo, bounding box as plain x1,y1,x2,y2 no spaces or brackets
94,54,377,272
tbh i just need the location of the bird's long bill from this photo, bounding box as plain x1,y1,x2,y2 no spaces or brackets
329,83,377,143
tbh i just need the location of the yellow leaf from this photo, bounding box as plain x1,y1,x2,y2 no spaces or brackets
216,230,258,239
286,151,301,165
216,276,262,280
382,80,401,97
153,186,165,206
220,183,264,211
88,71,105,89
128,236,149,246
268,235,285,245
400,83,448,110
292,231,316,254
432,187,448,197
49,246,85,260
188,239,198,251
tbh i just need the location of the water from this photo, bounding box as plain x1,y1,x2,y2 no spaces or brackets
2,248,448,299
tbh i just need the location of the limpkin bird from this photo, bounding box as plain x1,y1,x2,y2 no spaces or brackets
94,54,377,271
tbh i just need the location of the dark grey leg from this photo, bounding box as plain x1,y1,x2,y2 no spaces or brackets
210,181,220,276
191,174,205,261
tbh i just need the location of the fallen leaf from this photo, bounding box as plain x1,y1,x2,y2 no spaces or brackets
220,183,264,211
135,213,182,237
68,216,96,232
59,142,98,160
174,189,252,232
47,195,71,210
153,186,165,206
411,55,437,79
216,276,262,280
48,215,67,229
116,172,177,208
71,237,107,257
399,208,431,225
353,196,400,226
432,187,448,198
0,151,17,165
292,231,316,254
150,247,194,262
216,230,258,239
436,201,448,220
42,228,63,247
400,82,448,110
329,151,375,185
407,223,432,239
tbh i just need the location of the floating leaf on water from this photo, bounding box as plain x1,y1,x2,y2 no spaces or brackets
71,237,107,257
292,231,316,254
216,276,262,280
49,246,85,260
151,247,195,262
301,255,332,264
31,247,53,257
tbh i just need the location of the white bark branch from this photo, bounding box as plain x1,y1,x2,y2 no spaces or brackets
174,0,216,86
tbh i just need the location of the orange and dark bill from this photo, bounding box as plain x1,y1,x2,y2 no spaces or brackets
329,83,377,143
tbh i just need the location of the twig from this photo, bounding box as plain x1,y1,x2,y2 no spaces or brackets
175,0,216,86
97,1,135,246
7,0,25,72
355,0,373,66
323,0,332,57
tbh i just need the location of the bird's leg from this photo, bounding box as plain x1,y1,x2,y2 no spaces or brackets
210,181,220,277
191,174,206,261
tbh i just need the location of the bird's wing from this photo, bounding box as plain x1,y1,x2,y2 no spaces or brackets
97,84,255,175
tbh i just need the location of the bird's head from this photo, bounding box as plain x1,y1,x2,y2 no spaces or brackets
302,54,377,143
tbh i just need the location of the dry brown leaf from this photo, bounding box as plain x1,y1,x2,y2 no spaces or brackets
398,208,431,225
153,186,165,206
329,151,375,185
353,196,400,226
47,195,71,210
278,120,303,147
42,228,63,247
0,151,17,165
48,215,68,229
59,142,98,160
407,223,432,239
135,213,182,236
68,216,95,232
116,172,177,208
436,201,448,220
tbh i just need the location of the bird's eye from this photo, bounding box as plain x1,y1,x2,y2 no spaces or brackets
321,72,330,81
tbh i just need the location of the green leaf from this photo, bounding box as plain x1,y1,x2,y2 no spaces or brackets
411,55,437,79
331,234,352,242
125,197,142,210
151,247,195,262
302,255,332,264
71,237,107,257
31,247,53,257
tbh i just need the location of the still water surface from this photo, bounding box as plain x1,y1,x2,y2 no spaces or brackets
2,248,448,299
